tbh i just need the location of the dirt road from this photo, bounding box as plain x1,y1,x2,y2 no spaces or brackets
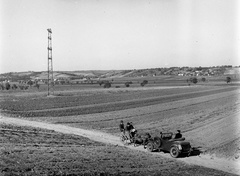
0,116,240,175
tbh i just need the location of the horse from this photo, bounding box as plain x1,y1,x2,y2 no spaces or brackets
133,132,151,148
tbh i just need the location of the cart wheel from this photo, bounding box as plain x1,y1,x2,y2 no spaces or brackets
120,135,124,142
120,135,127,145
170,146,180,158
147,142,154,152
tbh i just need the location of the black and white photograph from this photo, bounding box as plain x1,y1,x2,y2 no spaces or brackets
0,0,240,175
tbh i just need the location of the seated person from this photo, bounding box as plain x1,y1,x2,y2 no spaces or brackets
129,122,134,130
130,128,137,138
126,122,137,139
174,130,182,139
160,132,163,138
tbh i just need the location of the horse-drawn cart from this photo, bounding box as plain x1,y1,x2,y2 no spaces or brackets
120,129,150,146
120,133,132,145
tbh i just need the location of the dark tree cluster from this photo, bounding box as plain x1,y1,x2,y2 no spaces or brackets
0,82,40,91
201,78,206,82
103,82,111,88
226,77,231,84
141,80,148,87
98,80,110,86
187,77,198,84
19,85,29,90
125,81,133,87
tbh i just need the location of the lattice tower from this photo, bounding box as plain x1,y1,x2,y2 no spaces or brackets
47,28,54,95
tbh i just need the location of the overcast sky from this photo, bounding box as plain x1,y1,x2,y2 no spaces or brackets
0,0,239,73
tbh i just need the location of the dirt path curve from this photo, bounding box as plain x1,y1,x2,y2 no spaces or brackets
1,116,240,175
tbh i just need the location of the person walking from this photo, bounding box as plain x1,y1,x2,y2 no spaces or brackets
125,122,132,139
119,120,125,135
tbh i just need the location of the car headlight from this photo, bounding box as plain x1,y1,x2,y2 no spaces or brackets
178,145,182,150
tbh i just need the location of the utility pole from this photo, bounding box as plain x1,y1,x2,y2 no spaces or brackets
47,28,54,96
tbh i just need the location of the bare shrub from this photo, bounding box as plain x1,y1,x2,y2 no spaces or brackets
140,80,148,87
226,77,231,83
5,82,10,90
104,82,111,88
12,84,18,89
125,81,132,87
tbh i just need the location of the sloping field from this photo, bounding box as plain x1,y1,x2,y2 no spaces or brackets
2,85,237,159
0,84,240,174
0,122,238,176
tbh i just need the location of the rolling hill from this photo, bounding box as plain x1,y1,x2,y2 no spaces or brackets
0,66,239,82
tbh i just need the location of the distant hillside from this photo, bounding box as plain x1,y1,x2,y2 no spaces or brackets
0,66,239,82
0,70,128,82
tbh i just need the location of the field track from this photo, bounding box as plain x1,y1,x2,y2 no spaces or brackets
0,116,240,175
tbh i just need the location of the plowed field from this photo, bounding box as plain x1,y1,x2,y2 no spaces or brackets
1,84,240,175
0,123,237,176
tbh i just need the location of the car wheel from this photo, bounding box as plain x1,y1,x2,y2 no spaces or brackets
170,146,180,158
147,142,154,152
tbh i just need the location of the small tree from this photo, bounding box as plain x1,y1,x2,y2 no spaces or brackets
12,84,18,89
104,82,111,88
27,80,34,86
140,80,148,87
19,85,24,90
98,81,104,86
226,77,231,84
0,84,5,90
143,80,148,84
192,77,198,84
125,82,130,87
125,81,132,87
5,82,10,90
201,78,206,82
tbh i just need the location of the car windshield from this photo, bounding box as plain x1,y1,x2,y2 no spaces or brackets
161,133,172,139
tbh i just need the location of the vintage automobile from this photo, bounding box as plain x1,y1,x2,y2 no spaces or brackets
146,132,192,158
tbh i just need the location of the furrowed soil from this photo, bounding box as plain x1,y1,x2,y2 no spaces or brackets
0,122,238,176
1,84,240,175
